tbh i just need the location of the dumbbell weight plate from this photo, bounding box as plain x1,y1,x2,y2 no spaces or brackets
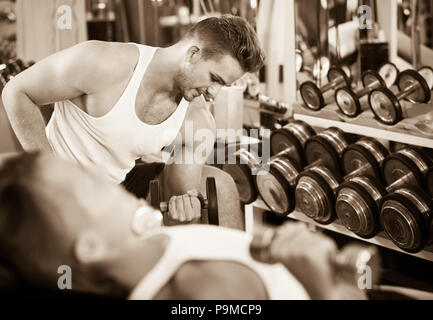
418,66,433,91
255,155,300,217
381,187,433,253
304,127,348,174
300,81,325,111
295,166,342,225
335,87,361,118
206,177,219,225
378,62,399,88
296,49,303,72
222,150,259,205
382,148,432,191
426,167,433,198
362,70,387,89
397,69,431,104
369,87,403,125
336,176,385,238
328,66,351,87
342,137,389,181
270,120,316,166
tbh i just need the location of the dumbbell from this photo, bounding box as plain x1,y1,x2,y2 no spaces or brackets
426,167,433,198
368,69,432,125
336,176,386,239
300,66,351,111
250,224,381,286
380,187,433,253
382,147,433,193
255,151,301,217
304,127,350,174
149,178,219,225
418,66,433,94
270,120,316,167
341,137,389,182
0,64,7,86
295,165,342,225
378,62,400,88
222,149,260,205
337,147,432,239
335,70,387,118
295,49,304,73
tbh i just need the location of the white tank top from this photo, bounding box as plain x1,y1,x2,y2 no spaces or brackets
46,44,188,184
128,225,310,300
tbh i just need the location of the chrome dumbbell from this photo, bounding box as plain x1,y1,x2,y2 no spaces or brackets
270,120,316,167
335,70,387,118
378,62,400,88
368,69,432,125
300,66,351,111
380,187,433,253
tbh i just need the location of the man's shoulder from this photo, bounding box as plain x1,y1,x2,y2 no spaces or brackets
70,41,142,86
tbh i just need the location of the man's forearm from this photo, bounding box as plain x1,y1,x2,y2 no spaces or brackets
2,86,52,152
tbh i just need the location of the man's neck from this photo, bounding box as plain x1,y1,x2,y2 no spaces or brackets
140,44,184,101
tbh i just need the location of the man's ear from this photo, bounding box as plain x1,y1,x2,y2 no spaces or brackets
186,46,201,65
73,231,108,265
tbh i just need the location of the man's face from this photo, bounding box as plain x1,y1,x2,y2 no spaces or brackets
34,155,159,254
176,51,245,102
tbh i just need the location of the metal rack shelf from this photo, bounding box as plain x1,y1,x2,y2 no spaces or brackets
293,102,433,149
245,199,433,263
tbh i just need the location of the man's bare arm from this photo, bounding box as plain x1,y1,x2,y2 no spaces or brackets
1,40,121,151
163,96,216,197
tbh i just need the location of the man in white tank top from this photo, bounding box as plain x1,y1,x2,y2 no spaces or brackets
0,153,367,300
2,15,265,226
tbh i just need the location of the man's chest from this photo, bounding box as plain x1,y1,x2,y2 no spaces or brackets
72,89,180,125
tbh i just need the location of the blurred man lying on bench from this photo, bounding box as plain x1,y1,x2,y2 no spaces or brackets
0,153,366,300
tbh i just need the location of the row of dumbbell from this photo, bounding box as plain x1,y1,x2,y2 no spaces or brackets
0,58,35,87
226,120,433,253
300,63,433,126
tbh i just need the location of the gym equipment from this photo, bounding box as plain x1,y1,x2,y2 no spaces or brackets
426,167,433,198
304,127,349,174
335,70,387,117
418,66,433,92
368,69,431,125
380,187,433,253
336,176,386,239
222,149,260,205
250,224,381,285
255,152,301,217
300,66,351,111
382,147,432,192
270,120,316,167
378,62,399,88
342,137,389,181
149,177,219,225
295,165,342,225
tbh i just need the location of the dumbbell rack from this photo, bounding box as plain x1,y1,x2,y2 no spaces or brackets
245,96,433,263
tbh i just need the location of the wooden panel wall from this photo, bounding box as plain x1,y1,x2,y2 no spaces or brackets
15,0,87,62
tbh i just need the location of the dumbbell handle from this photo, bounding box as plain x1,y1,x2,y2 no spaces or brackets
158,198,208,213
321,74,345,92
343,163,372,181
355,78,383,97
396,81,420,100
385,171,418,193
